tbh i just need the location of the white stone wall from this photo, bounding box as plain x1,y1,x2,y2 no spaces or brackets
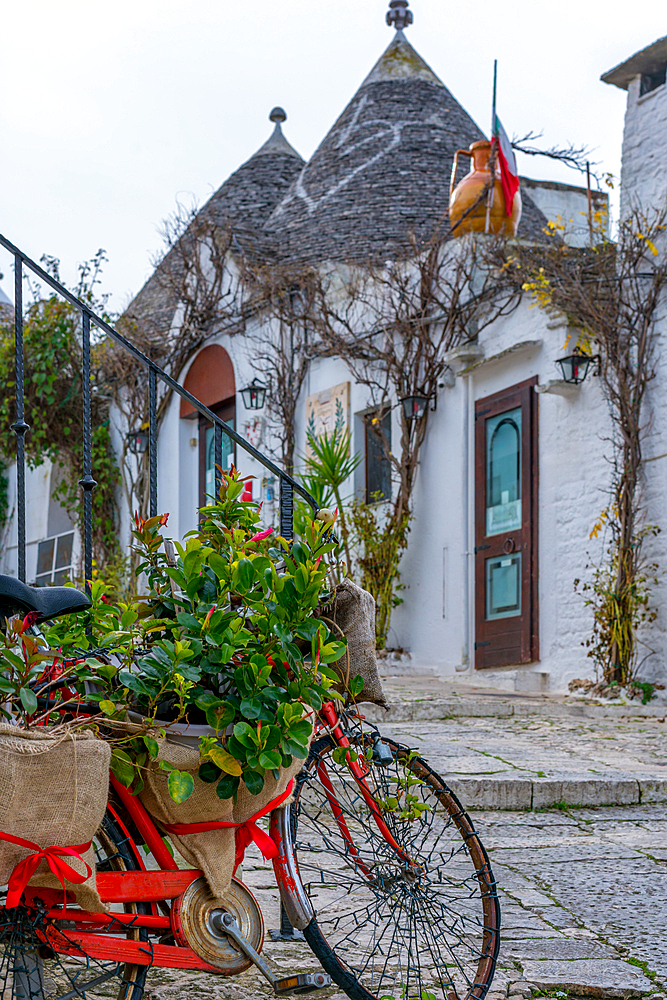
521,179,608,247
124,276,667,696
620,75,667,218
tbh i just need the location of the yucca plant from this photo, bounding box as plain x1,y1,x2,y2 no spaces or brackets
301,428,361,574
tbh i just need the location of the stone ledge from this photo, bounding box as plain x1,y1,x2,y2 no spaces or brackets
442,775,656,810
360,695,666,723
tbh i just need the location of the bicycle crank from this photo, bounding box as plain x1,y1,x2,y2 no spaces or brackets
171,876,264,974
209,910,331,995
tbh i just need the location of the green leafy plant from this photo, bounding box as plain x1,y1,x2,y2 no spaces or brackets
575,524,659,685
0,253,122,575
56,469,347,802
0,611,104,727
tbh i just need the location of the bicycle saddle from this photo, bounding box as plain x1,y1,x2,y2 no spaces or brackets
0,573,91,621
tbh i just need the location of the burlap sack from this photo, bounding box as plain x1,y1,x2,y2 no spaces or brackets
0,725,110,912
139,729,307,898
330,578,386,706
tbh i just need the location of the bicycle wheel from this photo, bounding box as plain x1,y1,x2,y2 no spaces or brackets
292,717,500,1000
0,813,149,1000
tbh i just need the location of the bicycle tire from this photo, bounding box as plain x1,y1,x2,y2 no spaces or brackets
0,812,149,1000
291,721,500,1000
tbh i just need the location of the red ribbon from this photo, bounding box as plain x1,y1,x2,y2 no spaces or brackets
0,830,92,908
163,779,293,870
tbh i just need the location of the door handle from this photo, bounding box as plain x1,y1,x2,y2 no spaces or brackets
503,538,516,554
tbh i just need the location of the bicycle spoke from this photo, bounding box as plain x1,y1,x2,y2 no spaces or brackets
295,723,499,999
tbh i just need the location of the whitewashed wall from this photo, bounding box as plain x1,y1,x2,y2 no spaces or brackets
620,75,667,218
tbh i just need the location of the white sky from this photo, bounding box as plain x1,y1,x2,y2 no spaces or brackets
1,0,665,312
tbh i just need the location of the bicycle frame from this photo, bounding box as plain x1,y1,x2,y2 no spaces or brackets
10,701,406,976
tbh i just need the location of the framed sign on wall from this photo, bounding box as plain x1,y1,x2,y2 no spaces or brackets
305,381,350,457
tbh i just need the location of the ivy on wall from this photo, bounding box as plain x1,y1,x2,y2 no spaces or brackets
0,257,121,578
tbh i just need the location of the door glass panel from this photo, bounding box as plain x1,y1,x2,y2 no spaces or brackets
205,421,235,502
486,553,522,620
486,406,522,535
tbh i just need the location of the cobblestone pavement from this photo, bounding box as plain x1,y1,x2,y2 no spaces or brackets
142,715,666,1000
378,714,667,809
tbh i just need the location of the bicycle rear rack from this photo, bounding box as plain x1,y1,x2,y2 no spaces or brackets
0,233,317,588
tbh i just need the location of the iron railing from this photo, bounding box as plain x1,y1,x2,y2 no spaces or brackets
0,233,317,588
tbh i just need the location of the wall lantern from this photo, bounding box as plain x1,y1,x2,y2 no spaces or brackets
240,378,267,410
555,352,600,385
127,428,149,454
400,394,430,421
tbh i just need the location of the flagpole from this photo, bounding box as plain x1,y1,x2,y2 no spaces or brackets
491,58,497,134
485,59,498,235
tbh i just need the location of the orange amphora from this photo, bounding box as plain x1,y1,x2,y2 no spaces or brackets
448,140,521,237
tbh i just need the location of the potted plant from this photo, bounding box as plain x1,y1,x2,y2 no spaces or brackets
46,469,348,804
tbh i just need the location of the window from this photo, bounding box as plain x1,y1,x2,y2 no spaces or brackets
198,403,235,509
486,408,522,535
640,65,666,96
365,411,391,502
204,420,235,503
35,531,75,587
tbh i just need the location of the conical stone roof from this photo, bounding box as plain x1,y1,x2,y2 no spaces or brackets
124,111,304,334
200,108,304,233
265,30,547,263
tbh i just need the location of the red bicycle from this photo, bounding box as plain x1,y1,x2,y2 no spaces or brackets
0,580,500,1000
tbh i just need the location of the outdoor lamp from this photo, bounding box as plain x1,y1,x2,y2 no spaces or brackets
127,428,149,454
400,394,430,421
240,378,267,410
555,352,598,385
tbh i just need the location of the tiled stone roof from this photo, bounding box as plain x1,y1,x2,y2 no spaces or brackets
199,115,304,232
122,30,549,334
124,114,304,329
263,31,548,264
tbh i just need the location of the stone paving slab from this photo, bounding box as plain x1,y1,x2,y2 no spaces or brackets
145,803,665,999
134,699,667,1000
519,959,654,998
475,804,667,995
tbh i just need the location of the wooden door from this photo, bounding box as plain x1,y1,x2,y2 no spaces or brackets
474,378,538,668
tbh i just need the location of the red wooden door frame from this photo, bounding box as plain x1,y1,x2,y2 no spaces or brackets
474,377,538,668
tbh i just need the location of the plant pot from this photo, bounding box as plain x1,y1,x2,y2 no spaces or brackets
126,711,217,749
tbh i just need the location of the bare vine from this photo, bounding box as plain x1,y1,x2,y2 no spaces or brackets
110,203,245,519
309,227,522,642
509,208,667,682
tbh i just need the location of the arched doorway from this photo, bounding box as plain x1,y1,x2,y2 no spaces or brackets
181,345,236,507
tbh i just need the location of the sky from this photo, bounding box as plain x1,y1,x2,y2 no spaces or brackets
1,0,665,313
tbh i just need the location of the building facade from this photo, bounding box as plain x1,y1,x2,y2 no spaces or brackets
5,12,667,697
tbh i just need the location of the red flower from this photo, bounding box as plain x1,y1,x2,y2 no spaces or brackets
249,528,273,543
158,513,170,526
20,612,40,634
202,604,217,630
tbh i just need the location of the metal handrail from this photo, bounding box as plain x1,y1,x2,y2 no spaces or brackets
0,233,317,587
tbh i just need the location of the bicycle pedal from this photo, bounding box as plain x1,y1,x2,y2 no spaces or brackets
274,972,331,994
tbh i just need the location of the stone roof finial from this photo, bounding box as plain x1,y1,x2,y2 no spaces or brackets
386,0,413,31
253,107,302,159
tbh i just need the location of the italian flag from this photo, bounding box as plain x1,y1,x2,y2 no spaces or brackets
493,114,520,216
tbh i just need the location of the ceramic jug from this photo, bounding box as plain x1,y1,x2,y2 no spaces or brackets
449,140,521,237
